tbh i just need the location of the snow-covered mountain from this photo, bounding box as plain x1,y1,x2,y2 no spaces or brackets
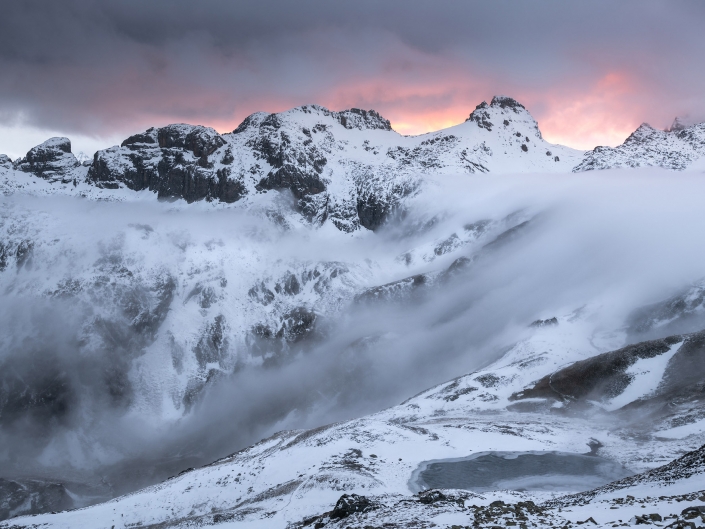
3,309,704,528
575,120,705,172
4,96,705,234
3,96,584,232
3,98,705,527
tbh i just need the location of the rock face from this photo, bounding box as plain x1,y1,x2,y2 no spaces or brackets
78,98,581,232
330,493,377,519
0,479,74,521
574,121,705,171
88,124,243,203
510,330,705,419
13,137,80,181
466,96,542,140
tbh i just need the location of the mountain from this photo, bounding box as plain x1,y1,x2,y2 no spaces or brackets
4,98,705,234
0,187,538,495
3,309,704,528
2,96,582,232
2,97,705,526
575,121,705,172
10,137,83,182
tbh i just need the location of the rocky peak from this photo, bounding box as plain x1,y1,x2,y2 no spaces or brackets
232,112,270,134
120,124,226,158
39,137,72,153
121,128,159,147
157,124,226,158
669,117,688,132
238,105,392,133
13,137,79,181
88,121,241,202
490,95,527,112
466,95,541,138
335,108,391,131
574,119,705,172
466,101,494,131
624,123,657,145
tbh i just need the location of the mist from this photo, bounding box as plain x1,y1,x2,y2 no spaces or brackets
2,167,705,501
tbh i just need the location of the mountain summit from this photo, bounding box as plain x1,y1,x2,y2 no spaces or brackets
3,97,705,233
575,119,705,171
1,97,582,232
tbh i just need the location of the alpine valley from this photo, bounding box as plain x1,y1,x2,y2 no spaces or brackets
2,96,705,529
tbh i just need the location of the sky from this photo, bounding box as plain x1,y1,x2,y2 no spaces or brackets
0,0,704,159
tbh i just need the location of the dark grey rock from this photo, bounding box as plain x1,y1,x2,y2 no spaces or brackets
88,124,244,204
330,493,377,519
1,239,36,271
417,489,448,504
510,330,705,421
13,137,79,181
336,108,391,131
530,317,558,327
194,315,229,369
277,307,317,343
466,101,494,131
0,478,74,521
252,114,328,219
355,274,428,304
490,95,527,112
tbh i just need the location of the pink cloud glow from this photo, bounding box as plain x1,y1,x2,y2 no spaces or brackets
192,73,660,151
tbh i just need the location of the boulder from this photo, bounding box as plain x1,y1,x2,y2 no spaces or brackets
330,493,377,519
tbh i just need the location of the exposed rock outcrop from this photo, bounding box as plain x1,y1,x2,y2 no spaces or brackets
32,97,582,231
13,137,80,181
574,121,705,171
88,124,244,203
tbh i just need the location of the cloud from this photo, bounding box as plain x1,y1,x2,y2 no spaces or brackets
0,1,704,153
3,168,705,495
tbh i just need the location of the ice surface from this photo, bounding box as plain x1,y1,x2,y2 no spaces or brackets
410,451,633,493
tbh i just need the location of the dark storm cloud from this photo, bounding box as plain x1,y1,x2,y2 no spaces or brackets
0,0,704,147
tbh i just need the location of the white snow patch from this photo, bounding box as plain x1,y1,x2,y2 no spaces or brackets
604,341,683,411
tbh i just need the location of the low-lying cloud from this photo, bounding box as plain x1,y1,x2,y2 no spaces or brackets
2,168,705,500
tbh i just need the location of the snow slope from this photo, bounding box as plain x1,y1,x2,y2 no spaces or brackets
576,121,705,172
2,96,582,233
4,307,704,529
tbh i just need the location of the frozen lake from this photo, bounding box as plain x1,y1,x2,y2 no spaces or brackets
409,451,633,493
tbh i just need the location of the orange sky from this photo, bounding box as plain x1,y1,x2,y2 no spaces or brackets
200,72,652,151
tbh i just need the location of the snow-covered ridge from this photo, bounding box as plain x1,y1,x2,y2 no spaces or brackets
4,97,705,234
575,121,705,172
4,312,704,529
2,96,583,232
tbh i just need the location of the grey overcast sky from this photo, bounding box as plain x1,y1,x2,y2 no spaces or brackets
1,0,704,158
